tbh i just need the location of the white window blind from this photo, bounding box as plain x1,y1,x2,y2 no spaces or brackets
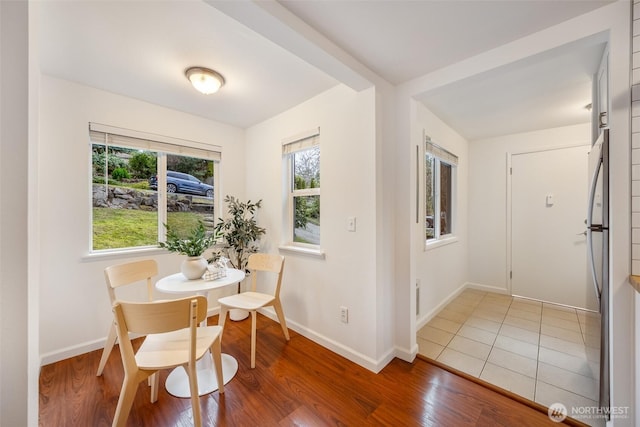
425,138,457,166
282,127,320,154
89,122,221,161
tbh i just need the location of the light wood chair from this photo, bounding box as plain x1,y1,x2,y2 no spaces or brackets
111,295,224,427
218,253,289,368
96,259,158,376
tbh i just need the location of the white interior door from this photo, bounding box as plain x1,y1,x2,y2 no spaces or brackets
511,145,597,310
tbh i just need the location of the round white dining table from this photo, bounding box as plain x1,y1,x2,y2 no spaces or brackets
155,268,245,398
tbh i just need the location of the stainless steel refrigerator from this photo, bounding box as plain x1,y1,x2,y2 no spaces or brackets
587,128,609,417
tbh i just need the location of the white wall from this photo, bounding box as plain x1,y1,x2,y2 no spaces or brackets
468,123,590,291
38,76,246,363
374,83,398,360
244,84,391,370
1,2,30,425
413,102,469,327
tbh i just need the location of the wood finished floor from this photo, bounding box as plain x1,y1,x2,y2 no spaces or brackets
39,313,578,426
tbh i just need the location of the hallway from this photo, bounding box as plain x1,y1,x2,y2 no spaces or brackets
418,288,603,426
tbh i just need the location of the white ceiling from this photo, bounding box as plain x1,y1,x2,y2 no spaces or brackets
38,0,613,140
416,36,606,140
38,0,338,129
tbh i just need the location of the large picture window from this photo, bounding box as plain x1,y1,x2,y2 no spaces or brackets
90,123,220,252
425,137,457,243
283,129,320,247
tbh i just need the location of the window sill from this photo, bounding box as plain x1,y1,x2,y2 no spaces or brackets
82,246,167,262
424,236,458,252
278,245,325,259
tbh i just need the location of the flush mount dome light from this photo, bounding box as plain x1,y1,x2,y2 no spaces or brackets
185,67,225,95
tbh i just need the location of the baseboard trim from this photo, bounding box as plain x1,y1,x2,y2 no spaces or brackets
416,283,467,330
41,307,223,366
257,307,394,373
417,282,511,330
41,339,105,366
394,343,418,363
464,281,510,295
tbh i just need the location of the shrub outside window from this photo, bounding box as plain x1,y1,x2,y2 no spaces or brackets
425,137,457,243
283,129,320,247
90,123,220,253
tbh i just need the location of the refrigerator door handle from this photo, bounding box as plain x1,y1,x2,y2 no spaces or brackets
587,156,602,303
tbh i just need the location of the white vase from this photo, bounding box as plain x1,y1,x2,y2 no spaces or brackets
181,256,208,280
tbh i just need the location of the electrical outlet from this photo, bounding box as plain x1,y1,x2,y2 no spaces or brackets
340,306,348,323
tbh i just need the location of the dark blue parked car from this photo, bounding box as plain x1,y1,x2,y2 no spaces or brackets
149,171,213,198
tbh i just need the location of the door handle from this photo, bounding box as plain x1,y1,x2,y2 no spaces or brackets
577,231,587,236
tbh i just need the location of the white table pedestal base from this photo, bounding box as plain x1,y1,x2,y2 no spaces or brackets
164,353,238,398
229,308,249,321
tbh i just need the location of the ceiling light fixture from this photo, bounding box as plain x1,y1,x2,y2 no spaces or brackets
185,67,225,95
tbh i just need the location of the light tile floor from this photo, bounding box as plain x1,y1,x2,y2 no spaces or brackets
417,289,604,427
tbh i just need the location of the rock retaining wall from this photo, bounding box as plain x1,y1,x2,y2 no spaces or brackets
92,184,213,214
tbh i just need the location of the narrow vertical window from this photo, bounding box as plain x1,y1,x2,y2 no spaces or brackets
283,129,320,247
425,153,436,240
425,137,457,243
440,162,452,236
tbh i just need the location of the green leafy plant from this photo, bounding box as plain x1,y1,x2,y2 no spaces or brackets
212,195,266,273
111,167,130,181
128,151,157,179
159,221,217,257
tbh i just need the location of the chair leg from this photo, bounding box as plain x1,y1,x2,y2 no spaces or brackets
97,323,117,376
112,375,139,427
149,372,159,403
250,310,257,369
273,300,290,341
186,362,202,427
218,305,229,339
211,335,224,394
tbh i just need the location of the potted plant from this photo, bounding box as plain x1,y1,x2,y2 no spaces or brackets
212,195,266,319
159,221,217,279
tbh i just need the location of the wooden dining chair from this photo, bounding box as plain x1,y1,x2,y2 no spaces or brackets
218,253,289,368
96,259,157,376
111,295,224,427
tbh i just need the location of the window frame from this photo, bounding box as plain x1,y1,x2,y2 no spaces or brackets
89,123,221,256
281,128,322,254
424,136,458,248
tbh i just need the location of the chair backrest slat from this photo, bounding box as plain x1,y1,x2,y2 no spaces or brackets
116,296,207,335
247,253,284,273
247,253,285,295
104,259,157,303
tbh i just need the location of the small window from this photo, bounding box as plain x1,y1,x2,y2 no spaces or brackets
425,137,457,243
283,129,320,247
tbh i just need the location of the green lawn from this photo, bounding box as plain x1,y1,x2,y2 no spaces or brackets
92,208,207,250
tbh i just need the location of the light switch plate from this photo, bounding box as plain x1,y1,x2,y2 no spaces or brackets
347,216,356,232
